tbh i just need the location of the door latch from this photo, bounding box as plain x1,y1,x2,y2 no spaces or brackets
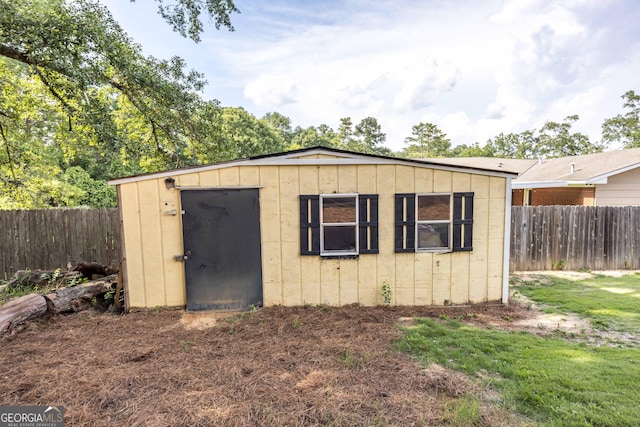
173,250,191,261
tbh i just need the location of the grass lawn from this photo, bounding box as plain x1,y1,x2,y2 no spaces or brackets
400,273,640,427
515,273,640,333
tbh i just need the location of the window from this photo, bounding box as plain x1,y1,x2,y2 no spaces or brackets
395,192,473,253
300,194,378,256
417,194,450,249
321,195,357,254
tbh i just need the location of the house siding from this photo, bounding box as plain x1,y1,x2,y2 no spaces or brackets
595,167,640,206
117,162,508,310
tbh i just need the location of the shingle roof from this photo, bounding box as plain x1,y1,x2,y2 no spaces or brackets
421,148,640,189
513,148,640,187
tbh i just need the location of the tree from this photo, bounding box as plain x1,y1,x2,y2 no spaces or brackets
261,112,292,147
215,107,284,160
402,122,451,158
602,90,640,149
289,125,337,149
353,117,387,154
484,131,536,159
336,117,354,149
0,0,234,171
448,142,492,157
536,115,602,158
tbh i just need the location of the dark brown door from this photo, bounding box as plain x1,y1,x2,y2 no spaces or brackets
181,189,263,310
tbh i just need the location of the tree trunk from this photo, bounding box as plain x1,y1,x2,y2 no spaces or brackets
44,275,117,314
0,294,48,335
67,261,118,279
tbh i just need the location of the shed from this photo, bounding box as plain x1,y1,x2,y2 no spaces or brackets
108,147,517,311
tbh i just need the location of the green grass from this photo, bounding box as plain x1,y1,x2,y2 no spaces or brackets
517,274,640,333
400,319,640,426
400,273,640,426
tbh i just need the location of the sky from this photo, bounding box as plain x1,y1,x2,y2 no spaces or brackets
103,0,640,152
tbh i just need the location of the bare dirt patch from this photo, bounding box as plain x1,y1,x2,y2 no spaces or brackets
0,304,536,426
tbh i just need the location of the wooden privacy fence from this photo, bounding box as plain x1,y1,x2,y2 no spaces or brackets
510,205,640,271
2,206,640,278
0,209,120,280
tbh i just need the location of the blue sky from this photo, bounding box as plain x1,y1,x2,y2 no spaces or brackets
104,0,640,151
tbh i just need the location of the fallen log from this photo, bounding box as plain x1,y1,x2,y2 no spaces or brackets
44,275,117,314
67,261,118,279
0,294,48,335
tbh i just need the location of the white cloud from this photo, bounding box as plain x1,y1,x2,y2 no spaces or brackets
392,58,459,112
104,0,640,152
243,74,299,107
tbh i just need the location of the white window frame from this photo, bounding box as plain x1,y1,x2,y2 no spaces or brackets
415,193,452,252
320,193,359,256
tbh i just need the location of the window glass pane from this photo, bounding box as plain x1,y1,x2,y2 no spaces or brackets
323,226,356,251
323,197,356,223
418,195,450,220
417,223,449,249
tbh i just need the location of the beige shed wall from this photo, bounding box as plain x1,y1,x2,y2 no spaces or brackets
118,163,507,309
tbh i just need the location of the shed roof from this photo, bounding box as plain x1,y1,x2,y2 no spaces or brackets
108,146,518,186
421,157,537,175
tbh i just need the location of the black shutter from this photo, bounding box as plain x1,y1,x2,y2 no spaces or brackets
358,195,379,254
453,192,474,252
394,194,415,252
300,195,320,255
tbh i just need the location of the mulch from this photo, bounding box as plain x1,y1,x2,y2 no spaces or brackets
0,303,532,426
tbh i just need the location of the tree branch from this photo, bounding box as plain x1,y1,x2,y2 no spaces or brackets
0,123,17,183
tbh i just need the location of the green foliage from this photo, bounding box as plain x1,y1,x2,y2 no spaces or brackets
551,258,565,271
0,0,237,208
261,112,293,146
151,0,239,42
402,122,451,158
448,142,492,157
352,116,386,153
484,130,537,159
381,281,392,305
602,90,640,148
217,107,285,159
483,116,603,160
537,115,603,158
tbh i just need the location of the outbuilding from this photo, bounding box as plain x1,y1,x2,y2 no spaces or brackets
108,147,517,311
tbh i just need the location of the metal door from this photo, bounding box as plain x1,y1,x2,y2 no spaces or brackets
181,189,263,310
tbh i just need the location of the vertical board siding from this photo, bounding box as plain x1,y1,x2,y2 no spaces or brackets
510,206,640,271
0,209,120,279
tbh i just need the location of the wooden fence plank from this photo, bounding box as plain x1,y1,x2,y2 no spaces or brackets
510,206,640,271
0,209,121,279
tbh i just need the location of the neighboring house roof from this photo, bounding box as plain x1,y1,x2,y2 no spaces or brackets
421,148,640,190
512,148,640,189
109,146,518,186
